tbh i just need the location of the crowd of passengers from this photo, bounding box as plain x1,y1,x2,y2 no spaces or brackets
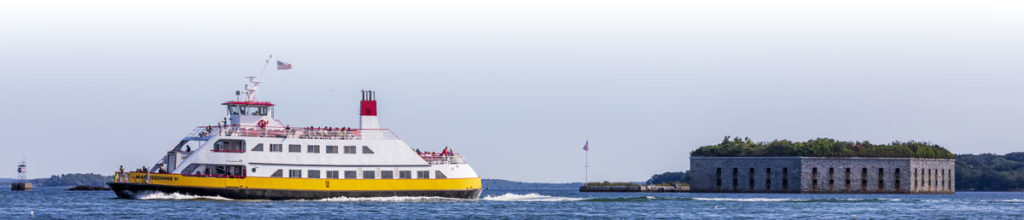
293,126,359,139
415,146,458,160
196,122,362,140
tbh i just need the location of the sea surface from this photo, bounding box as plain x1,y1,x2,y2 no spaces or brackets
2,187,1023,219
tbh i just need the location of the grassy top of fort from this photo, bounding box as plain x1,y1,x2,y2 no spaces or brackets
690,137,955,159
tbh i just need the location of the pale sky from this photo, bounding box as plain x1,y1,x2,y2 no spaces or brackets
1,0,1022,182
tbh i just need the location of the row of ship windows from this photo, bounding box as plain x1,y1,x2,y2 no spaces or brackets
251,144,374,154
268,169,445,179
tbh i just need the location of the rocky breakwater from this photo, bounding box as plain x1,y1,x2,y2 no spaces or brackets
579,184,689,192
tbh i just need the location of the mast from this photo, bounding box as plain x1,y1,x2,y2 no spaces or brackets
244,76,262,102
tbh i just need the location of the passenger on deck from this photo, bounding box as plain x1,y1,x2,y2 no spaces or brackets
186,145,191,152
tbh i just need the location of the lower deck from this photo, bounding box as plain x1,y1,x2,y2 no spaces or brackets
109,182,482,200
115,172,481,196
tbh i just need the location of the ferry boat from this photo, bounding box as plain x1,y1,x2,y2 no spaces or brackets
108,77,482,200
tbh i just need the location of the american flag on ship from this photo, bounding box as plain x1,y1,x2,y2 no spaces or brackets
583,140,589,151
277,60,293,70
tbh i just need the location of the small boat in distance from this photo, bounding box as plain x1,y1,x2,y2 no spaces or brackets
108,77,482,200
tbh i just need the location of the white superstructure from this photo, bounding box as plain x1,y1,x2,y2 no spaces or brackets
152,77,478,181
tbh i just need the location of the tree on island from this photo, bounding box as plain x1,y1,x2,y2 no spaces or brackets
956,152,1024,191
644,171,689,185
690,136,954,159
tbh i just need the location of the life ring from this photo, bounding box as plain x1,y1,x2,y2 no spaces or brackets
257,120,268,129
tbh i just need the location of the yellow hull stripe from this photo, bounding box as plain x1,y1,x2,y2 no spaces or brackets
127,173,481,191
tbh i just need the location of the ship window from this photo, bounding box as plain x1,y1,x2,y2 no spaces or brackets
308,170,321,179
270,144,283,152
271,169,283,177
289,144,301,153
326,145,339,154
362,146,374,154
381,170,394,179
434,171,447,179
344,146,357,154
307,145,320,153
344,171,357,179
182,164,199,175
251,144,264,151
289,169,302,178
399,171,412,179
228,105,241,115
417,171,430,179
326,171,339,179
362,170,376,179
214,139,245,152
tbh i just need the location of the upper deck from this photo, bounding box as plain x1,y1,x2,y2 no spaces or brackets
185,125,399,141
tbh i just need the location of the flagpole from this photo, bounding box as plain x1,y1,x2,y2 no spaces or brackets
584,139,589,185
257,54,273,79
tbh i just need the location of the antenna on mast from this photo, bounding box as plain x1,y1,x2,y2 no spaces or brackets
243,76,262,102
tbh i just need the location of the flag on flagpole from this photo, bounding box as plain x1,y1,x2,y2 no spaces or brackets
583,140,589,151
277,60,293,70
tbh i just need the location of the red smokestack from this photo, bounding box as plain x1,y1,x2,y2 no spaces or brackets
361,90,377,116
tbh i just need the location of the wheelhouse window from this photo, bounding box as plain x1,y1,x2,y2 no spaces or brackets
308,170,321,179
289,169,302,178
251,143,264,152
226,104,273,116
270,144,283,152
362,146,374,154
344,146,356,154
307,145,320,153
289,144,301,153
399,171,412,179
362,170,376,179
326,145,339,154
381,170,394,179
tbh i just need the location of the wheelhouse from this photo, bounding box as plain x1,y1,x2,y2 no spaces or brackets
223,101,275,117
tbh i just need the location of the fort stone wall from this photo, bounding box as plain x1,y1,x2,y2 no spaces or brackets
690,157,802,192
690,157,954,194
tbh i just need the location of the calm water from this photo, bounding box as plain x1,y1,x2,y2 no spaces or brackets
2,187,1023,219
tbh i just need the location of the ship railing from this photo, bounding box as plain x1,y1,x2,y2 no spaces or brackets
418,153,468,165
113,171,130,183
185,125,399,141
181,173,246,178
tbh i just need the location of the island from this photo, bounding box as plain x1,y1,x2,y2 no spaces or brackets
689,137,955,194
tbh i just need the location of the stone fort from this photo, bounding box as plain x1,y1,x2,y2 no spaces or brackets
689,157,954,193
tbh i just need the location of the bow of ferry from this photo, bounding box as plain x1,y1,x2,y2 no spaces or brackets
109,77,481,200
